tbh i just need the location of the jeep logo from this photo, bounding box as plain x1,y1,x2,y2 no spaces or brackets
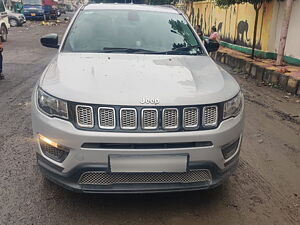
140,98,160,105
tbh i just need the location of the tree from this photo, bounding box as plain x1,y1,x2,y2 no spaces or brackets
276,0,293,66
215,0,272,59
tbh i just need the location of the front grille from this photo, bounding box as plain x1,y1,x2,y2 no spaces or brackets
98,107,115,129
120,108,137,129
76,105,94,128
203,106,218,127
163,108,179,129
142,109,158,129
79,170,212,185
183,107,198,128
72,104,220,132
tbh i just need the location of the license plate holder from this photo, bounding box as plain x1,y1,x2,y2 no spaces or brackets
109,154,188,173
31,13,36,16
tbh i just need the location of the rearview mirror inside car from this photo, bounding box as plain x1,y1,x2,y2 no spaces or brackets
41,34,59,49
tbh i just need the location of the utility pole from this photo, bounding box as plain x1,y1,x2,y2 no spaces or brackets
276,0,293,66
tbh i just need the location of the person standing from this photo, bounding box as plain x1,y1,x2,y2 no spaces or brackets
209,26,220,43
0,37,3,80
195,25,204,41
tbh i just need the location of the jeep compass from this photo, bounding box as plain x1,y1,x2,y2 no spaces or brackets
32,3,244,193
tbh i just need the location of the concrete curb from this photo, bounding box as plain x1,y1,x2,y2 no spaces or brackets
211,51,300,95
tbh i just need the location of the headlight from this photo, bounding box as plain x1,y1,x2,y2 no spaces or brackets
223,91,243,119
37,87,68,119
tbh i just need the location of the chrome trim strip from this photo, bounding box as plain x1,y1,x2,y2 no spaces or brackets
75,105,94,128
141,108,158,130
98,107,116,129
120,108,137,130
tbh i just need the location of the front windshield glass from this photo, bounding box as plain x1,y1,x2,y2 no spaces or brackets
23,0,42,5
62,10,203,55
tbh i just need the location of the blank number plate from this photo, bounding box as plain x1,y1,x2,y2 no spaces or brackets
109,154,188,173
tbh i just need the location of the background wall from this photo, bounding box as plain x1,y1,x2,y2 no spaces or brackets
181,0,300,63
271,0,300,60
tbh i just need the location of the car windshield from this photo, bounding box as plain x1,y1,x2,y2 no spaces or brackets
23,0,42,5
62,10,203,55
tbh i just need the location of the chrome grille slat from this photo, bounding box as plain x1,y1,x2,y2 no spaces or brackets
76,105,94,128
79,170,212,185
203,106,218,127
120,108,137,129
142,109,158,129
163,108,179,129
183,107,198,128
98,107,115,129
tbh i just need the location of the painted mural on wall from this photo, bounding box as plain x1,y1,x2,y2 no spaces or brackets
182,1,274,52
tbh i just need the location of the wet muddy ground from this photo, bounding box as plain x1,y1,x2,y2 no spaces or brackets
0,17,299,225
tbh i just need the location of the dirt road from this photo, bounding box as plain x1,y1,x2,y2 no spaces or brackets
0,18,299,225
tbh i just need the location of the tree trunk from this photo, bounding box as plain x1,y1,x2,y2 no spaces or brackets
276,0,293,66
251,3,261,59
188,1,194,22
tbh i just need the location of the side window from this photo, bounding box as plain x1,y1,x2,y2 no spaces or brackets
0,1,5,13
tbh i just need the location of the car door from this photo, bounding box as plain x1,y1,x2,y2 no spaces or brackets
0,0,9,29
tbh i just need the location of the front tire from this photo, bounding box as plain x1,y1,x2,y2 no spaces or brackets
1,25,8,42
9,18,19,27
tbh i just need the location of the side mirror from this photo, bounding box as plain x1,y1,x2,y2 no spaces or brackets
40,33,59,49
204,40,220,53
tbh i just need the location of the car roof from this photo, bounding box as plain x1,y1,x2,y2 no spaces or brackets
84,3,180,14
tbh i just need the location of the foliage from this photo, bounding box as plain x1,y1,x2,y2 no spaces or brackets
215,0,272,9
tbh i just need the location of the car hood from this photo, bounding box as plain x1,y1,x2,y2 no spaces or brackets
40,53,240,106
8,12,22,17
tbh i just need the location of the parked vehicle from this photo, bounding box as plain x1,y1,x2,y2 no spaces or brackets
43,0,58,20
58,4,67,14
23,0,45,20
0,0,10,42
33,4,244,193
7,10,26,27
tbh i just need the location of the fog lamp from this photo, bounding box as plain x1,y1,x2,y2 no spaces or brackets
39,134,69,162
221,138,240,161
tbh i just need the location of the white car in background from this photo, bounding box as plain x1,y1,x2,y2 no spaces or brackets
7,10,26,27
0,0,10,41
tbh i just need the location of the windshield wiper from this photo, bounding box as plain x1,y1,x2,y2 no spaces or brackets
102,47,160,54
161,45,204,55
101,46,203,55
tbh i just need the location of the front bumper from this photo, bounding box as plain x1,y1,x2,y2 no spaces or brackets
32,91,244,193
37,153,240,193
20,18,26,24
24,13,44,20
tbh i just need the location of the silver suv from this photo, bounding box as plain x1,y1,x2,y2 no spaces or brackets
32,4,244,193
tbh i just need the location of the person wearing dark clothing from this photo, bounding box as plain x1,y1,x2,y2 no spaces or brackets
0,38,3,80
195,25,204,41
